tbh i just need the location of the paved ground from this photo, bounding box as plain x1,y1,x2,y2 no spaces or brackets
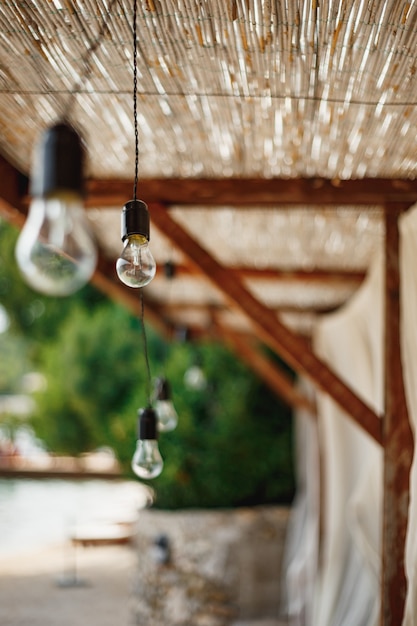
0,540,289,626
0,542,138,626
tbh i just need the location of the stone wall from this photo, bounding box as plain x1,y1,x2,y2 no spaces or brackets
131,506,290,625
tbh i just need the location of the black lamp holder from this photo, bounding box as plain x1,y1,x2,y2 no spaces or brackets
155,377,171,401
138,407,158,440
121,199,150,242
31,122,84,198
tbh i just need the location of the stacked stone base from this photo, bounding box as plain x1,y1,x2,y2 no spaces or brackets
131,506,290,626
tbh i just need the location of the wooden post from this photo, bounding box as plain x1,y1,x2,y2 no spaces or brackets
381,206,414,624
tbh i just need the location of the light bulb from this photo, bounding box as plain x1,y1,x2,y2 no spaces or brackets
116,199,156,288
154,377,178,432
131,407,163,480
155,399,178,432
16,192,97,296
184,365,207,391
116,234,156,288
15,122,97,296
132,439,163,479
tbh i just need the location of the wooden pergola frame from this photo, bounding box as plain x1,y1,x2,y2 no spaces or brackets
0,155,415,625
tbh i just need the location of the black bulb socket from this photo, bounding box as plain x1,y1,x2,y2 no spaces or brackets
155,377,171,401
163,261,176,280
121,199,150,242
31,122,84,198
138,407,158,440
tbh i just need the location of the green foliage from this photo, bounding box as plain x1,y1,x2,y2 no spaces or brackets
0,332,30,393
151,340,295,508
0,218,295,508
31,303,144,457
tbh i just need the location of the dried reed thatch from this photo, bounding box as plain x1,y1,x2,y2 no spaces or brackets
0,1,414,334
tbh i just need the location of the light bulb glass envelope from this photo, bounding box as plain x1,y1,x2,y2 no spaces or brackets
154,377,178,432
15,122,97,296
132,438,163,480
116,234,156,288
155,399,178,432
131,407,163,480
16,191,97,296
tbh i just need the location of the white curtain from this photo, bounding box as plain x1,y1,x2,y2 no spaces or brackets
284,205,417,625
400,207,417,626
313,250,384,626
284,249,384,625
281,379,319,626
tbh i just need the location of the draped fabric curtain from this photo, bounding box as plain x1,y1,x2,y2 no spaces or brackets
281,379,319,626
284,205,417,625
284,247,385,625
400,207,417,626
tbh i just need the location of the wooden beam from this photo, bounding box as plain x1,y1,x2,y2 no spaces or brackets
215,322,317,416
224,267,365,284
149,202,383,444
159,302,340,315
85,177,417,208
380,206,414,625
155,262,366,285
0,155,27,228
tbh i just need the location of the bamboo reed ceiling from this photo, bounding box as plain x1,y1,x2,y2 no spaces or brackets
0,0,415,344
1,0,417,179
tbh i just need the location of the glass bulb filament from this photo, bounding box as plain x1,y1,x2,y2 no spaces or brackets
116,234,156,288
131,439,163,479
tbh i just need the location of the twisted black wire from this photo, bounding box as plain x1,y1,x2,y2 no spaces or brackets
132,0,151,406
133,0,139,201
139,289,152,407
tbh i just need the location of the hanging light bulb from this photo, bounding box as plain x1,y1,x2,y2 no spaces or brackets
154,377,178,432
184,364,207,391
116,0,156,289
116,199,156,288
131,407,163,479
15,122,97,296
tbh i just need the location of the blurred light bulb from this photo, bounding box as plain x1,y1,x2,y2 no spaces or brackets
131,407,163,480
154,377,178,432
184,365,207,391
132,439,163,479
116,234,156,288
155,399,178,432
15,122,97,296
116,199,156,288
16,192,97,296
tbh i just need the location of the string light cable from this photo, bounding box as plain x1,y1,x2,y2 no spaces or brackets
124,0,162,480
